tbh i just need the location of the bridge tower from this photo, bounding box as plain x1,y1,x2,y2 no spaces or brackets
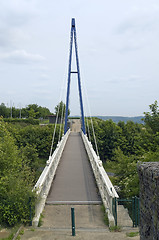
64,18,86,134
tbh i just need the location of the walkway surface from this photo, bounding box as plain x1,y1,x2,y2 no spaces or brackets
20,228,139,240
21,204,139,240
47,131,101,204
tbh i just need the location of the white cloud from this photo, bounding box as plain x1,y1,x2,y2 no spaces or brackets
116,16,157,36
33,89,52,94
0,28,31,50
0,50,45,64
114,3,159,53
39,74,50,80
0,0,37,26
30,66,49,72
0,0,37,50
104,75,142,84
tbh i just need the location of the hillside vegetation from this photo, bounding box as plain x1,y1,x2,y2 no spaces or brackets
86,101,159,198
0,119,61,226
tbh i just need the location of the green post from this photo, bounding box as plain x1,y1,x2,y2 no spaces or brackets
134,196,137,227
132,197,135,227
29,197,32,226
114,198,117,226
71,208,75,236
112,198,114,216
138,198,140,226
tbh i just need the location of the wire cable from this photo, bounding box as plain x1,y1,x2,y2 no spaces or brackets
86,116,91,141
81,72,99,157
49,64,67,157
58,101,65,142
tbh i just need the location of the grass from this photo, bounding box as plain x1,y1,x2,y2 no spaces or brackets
109,225,121,232
0,234,14,240
101,205,109,226
0,225,21,240
126,232,139,237
19,229,24,235
15,236,20,240
38,214,44,227
30,228,35,232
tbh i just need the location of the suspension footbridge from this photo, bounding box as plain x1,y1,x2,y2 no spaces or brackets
32,18,118,228
47,131,101,205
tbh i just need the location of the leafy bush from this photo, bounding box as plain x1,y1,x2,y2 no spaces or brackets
3,118,40,125
0,118,62,226
11,124,61,159
0,121,36,226
86,104,159,199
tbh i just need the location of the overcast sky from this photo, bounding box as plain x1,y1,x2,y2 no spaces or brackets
0,0,159,116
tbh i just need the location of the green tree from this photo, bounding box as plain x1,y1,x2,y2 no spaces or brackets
118,121,144,156
107,148,140,198
0,121,35,226
20,144,39,182
11,124,60,159
38,106,52,119
98,120,123,161
0,103,10,118
87,118,124,161
0,102,52,119
144,100,159,133
55,101,70,118
28,108,37,118
12,106,20,118
21,107,28,118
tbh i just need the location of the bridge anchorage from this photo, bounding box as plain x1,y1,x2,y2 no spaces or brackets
32,18,119,228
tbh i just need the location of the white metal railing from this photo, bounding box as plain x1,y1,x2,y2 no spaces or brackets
81,131,119,226
32,129,70,227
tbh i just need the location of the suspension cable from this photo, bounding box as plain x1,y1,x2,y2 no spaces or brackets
49,103,60,157
81,73,99,157
49,66,67,157
90,117,99,156
86,116,91,141
58,101,65,142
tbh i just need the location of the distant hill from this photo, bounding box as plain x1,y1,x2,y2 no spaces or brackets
70,115,144,124
95,116,144,124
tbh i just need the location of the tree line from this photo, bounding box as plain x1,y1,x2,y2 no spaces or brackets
0,101,68,120
0,103,52,119
87,101,159,198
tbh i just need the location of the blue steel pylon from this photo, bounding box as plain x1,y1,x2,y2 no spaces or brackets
64,18,86,134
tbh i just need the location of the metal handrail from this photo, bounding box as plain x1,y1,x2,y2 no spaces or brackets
81,131,118,226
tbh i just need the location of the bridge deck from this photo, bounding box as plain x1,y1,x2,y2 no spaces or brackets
47,132,101,204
